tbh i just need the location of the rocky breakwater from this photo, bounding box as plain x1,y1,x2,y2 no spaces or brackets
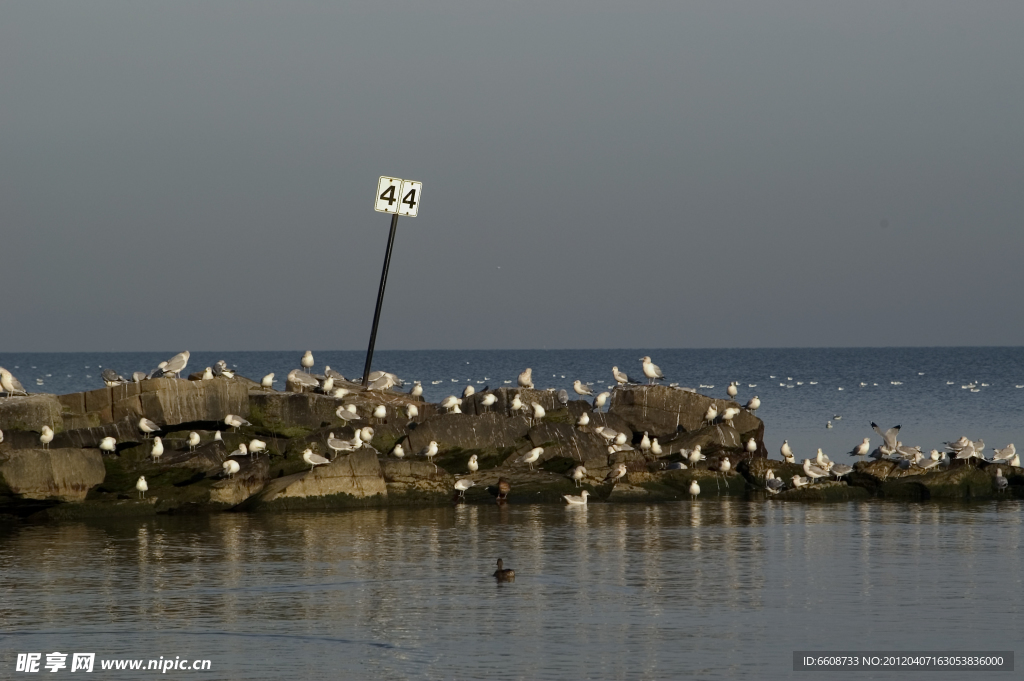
0,374,771,519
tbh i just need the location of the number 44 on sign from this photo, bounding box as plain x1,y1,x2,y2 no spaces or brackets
375,177,422,217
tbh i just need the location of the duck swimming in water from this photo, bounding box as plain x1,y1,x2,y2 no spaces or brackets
493,558,515,581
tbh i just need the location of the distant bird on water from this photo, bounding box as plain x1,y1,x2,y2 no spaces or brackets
640,356,664,384
493,558,515,581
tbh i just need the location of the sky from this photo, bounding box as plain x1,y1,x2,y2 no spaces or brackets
1,1,1022,352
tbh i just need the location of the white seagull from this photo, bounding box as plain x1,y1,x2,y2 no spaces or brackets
519,447,544,470
150,436,164,462
138,417,160,438
573,380,593,397
136,476,148,499
303,448,330,471
419,441,439,471
689,480,701,499
224,414,251,431
640,356,664,384
570,465,587,487
518,368,534,389
563,490,590,505
223,459,240,478
467,454,479,472
604,463,627,484
593,392,610,413
454,478,475,497
39,425,54,449
99,437,117,454
301,351,315,373
261,373,275,389
188,432,201,451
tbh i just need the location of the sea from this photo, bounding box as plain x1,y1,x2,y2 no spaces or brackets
1,348,1022,679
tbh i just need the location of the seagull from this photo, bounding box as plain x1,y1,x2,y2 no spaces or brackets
360,426,375,444
802,459,828,483
162,351,190,378
419,441,439,471
467,454,479,472
405,404,419,421
409,381,423,397
39,425,54,449
321,376,335,394
248,439,267,458
791,475,809,488
994,467,1008,493
228,443,248,458
666,459,687,470
604,463,627,484
223,459,240,478
138,417,160,438
0,367,28,397
593,392,610,413
392,443,405,459
100,437,117,454
639,432,651,456
132,372,147,383
780,440,795,464
531,403,546,421
849,438,871,457
557,389,569,408
136,476,148,499
480,394,497,412
651,438,663,457
463,385,475,398
765,470,784,494
301,351,314,373
687,445,706,467
211,361,234,379
287,369,320,392
518,368,534,389
202,367,214,380
563,490,590,505
703,404,718,425
826,421,833,429
454,478,475,497
727,382,738,399
830,463,853,481
872,423,901,451
746,438,757,455
261,373,275,389
689,480,701,499
991,444,1016,464
303,448,330,471
639,356,664,384
372,405,387,423
493,558,515,581
150,436,164,462
519,447,543,471
721,407,740,426
573,380,594,397
714,457,732,490
612,367,637,385
570,465,587,487
614,431,628,445
596,427,618,443
224,414,251,431
324,366,345,381
440,395,462,413
102,368,128,386
510,394,525,416
214,431,223,442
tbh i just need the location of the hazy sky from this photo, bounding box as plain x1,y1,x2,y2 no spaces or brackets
2,1,1021,352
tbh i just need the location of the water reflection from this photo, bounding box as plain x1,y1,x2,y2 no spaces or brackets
1,500,1021,680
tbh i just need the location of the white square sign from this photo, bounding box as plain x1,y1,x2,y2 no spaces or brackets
374,176,402,214
397,180,422,217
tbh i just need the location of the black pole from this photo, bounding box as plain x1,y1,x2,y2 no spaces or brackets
362,212,400,386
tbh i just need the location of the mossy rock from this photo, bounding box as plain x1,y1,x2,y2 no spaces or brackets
881,466,993,500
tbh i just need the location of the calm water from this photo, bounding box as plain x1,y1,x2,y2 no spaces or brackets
1,502,1021,680
2,347,1023,458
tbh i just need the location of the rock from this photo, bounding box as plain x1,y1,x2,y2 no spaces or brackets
774,481,870,501
609,385,764,449
405,412,532,454
0,394,64,434
661,425,744,456
245,450,387,508
58,378,249,430
0,448,106,502
525,422,612,465
209,457,272,506
248,392,349,434
382,459,452,497
879,465,994,500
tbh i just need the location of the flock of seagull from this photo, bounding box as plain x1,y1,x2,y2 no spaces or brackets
4,352,1018,503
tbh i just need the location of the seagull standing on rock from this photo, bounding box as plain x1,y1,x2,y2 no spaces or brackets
744,396,760,412
480,394,497,412
577,412,590,430
0,367,28,397
136,476,148,499
593,392,610,413
139,418,160,438
223,459,240,478
419,441,439,472
410,382,423,397
612,367,636,385
727,382,738,399
261,373,275,390
301,351,315,373
392,443,405,459
151,437,164,462
162,351,190,378
781,440,795,464
573,380,593,397
570,465,587,487
640,356,664,384
224,414,251,431
303,448,329,471
454,478,475,497
39,426,54,449
468,454,479,472
405,404,419,421
519,447,543,471
100,437,117,454
531,403,546,422
849,438,871,457
518,368,534,389
188,432,201,451
604,463,627,484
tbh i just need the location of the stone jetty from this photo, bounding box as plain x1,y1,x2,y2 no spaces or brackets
0,375,1019,521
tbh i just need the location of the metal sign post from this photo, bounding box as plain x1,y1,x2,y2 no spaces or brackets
361,176,422,386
